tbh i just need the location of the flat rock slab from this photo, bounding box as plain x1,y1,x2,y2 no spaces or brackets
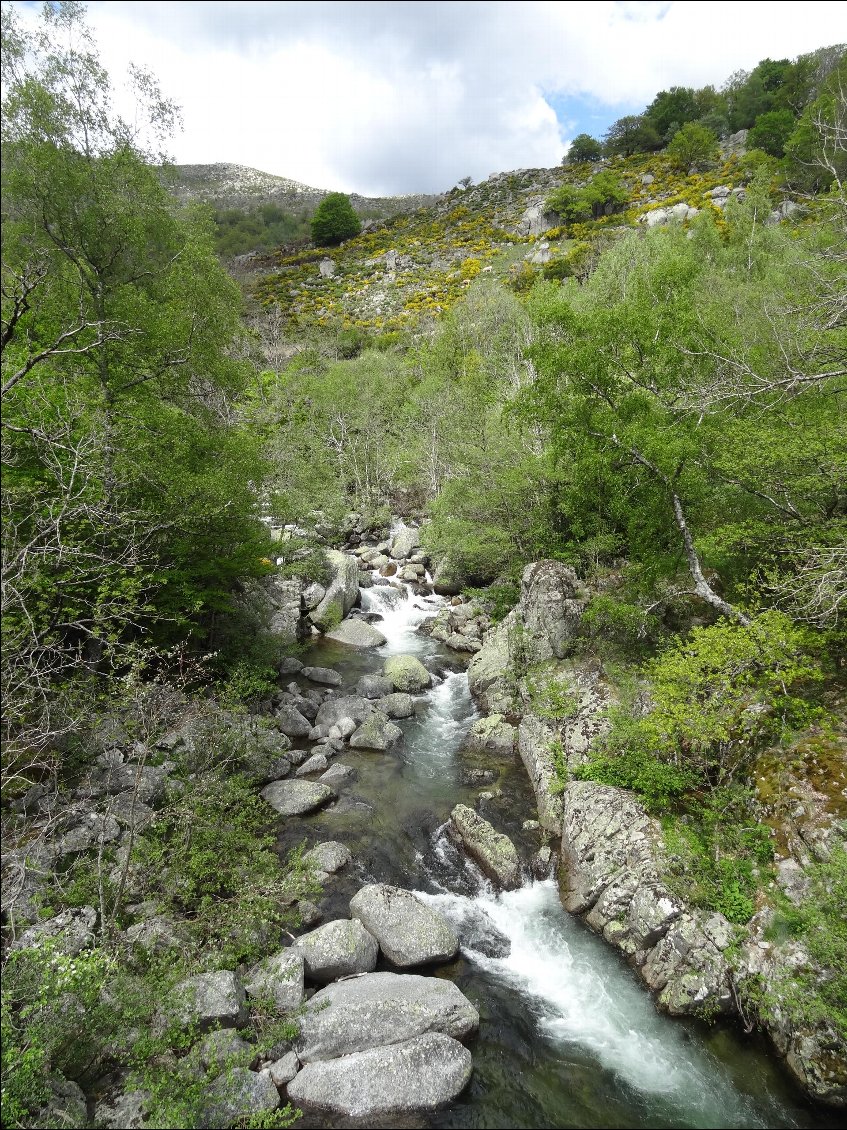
301,666,343,686
297,971,479,1061
325,619,388,649
261,779,334,816
292,918,379,983
349,885,459,967
288,1032,472,1118
449,804,522,890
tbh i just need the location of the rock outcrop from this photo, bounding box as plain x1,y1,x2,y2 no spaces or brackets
449,804,522,889
309,550,360,631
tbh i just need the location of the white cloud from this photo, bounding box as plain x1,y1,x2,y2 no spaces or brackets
11,1,846,194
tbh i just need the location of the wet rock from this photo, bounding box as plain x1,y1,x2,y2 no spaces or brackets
279,657,304,675
349,711,402,751
460,767,497,786
377,692,415,719
457,906,512,958
325,618,388,648
261,779,335,816
449,804,521,889
296,971,478,1061
349,884,459,966
303,841,352,874
383,654,432,693
356,674,395,699
530,844,555,879
171,970,247,1031
292,918,379,982
245,951,305,1013
201,1067,279,1128
289,1031,472,1118
301,666,343,687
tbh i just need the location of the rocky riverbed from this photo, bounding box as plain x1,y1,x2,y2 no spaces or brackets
5,521,843,1127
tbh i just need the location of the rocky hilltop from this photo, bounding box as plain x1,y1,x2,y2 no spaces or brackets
168,161,437,218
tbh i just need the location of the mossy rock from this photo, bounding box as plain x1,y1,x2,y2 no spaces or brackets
383,654,432,693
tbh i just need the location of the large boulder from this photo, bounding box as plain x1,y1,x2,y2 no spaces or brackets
449,804,521,889
244,951,305,1012
377,692,415,719
309,551,360,631
356,674,394,699
325,618,387,648
260,779,334,817
349,884,459,966
383,654,432,693
520,560,589,662
291,919,379,983
313,694,374,737
303,841,352,875
296,971,479,1061
288,1032,472,1118
274,705,312,739
389,523,420,561
349,711,402,751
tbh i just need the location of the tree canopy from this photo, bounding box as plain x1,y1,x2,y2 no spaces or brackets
310,191,362,246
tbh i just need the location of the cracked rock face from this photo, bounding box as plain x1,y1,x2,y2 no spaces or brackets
560,781,733,1018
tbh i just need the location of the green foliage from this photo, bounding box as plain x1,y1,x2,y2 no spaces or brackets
574,743,697,810
747,109,796,156
216,660,279,712
604,114,661,156
1,941,111,1126
645,86,701,141
666,122,719,170
214,202,310,257
566,133,603,163
130,770,318,964
310,192,362,246
760,848,847,1038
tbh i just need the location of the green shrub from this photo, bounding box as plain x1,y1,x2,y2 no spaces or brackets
666,122,719,170
310,193,361,246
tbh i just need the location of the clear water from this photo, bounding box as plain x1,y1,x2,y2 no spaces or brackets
284,575,836,1130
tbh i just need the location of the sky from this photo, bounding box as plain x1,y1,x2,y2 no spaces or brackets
12,1,847,196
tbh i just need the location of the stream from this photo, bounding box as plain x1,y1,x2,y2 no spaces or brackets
277,575,835,1130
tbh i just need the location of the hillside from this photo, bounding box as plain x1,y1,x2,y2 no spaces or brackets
249,148,775,333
